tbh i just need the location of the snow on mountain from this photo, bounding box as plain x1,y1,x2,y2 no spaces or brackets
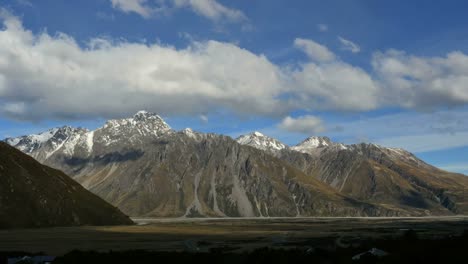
101,111,171,138
85,131,95,153
5,126,92,160
236,131,287,152
6,128,59,153
181,128,200,140
291,136,347,154
5,111,173,158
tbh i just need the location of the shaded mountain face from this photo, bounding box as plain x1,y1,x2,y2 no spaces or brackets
0,142,133,229
236,134,468,216
6,111,468,217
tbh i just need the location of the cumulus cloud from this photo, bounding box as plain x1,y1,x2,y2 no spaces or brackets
2,11,468,122
278,115,325,134
109,0,246,22
294,38,335,62
291,62,380,111
338,36,360,53
292,38,379,111
0,11,284,120
373,50,468,109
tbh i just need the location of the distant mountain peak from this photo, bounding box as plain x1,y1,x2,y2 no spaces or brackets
181,128,197,138
252,131,264,137
4,126,86,155
236,131,286,152
298,136,332,147
133,110,163,121
5,111,173,158
292,136,347,153
103,111,171,133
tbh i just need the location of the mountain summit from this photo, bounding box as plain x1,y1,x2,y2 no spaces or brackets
5,111,173,162
103,111,172,137
291,136,347,153
236,131,287,152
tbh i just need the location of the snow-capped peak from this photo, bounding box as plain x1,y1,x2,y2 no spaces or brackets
236,131,286,152
182,128,195,136
4,126,87,157
5,128,59,152
135,110,149,115
132,110,165,122
102,111,171,134
291,136,346,153
296,136,332,148
253,131,264,137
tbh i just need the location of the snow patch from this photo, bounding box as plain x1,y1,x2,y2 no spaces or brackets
62,134,81,156
236,131,286,152
86,131,94,153
30,128,59,144
182,128,197,139
6,137,21,146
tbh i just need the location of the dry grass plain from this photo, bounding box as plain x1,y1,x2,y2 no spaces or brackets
0,217,467,256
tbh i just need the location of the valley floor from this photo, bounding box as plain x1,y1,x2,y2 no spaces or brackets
0,217,467,256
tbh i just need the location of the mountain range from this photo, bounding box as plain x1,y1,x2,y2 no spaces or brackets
5,111,468,217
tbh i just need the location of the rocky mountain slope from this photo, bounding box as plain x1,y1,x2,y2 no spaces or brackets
236,133,468,215
0,142,133,229
5,111,468,217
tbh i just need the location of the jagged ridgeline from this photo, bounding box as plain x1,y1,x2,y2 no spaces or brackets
0,142,133,228
5,111,468,217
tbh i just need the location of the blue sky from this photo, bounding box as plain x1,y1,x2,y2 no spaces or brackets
1,0,468,174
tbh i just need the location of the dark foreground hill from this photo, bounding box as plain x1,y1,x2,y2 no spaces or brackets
0,142,133,228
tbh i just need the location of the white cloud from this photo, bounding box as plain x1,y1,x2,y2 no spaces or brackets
0,11,285,120
172,0,247,22
3,11,468,122
373,50,468,109
292,38,379,111
278,115,325,134
294,38,335,62
109,0,246,22
291,61,380,111
199,114,208,123
317,24,328,32
110,0,157,18
0,13,384,121
338,36,360,53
